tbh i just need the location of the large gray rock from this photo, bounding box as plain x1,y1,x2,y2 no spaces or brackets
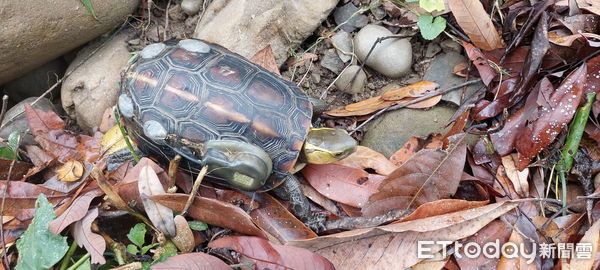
423,52,483,106
354,24,412,78
193,0,338,65
0,0,138,84
2,58,67,103
61,31,133,133
361,105,456,157
0,97,55,146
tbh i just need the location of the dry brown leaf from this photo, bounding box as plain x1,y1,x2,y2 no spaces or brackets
324,81,441,117
501,154,529,197
209,236,335,270
333,146,397,175
562,220,600,270
50,191,101,234
496,227,538,270
302,164,385,208
152,252,231,270
290,201,519,269
362,134,467,217
389,134,444,167
56,160,84,182
138,165,176,237
250,45,281,75
73,208,106,264
250,192,317,243
395,199,489,223
151,193,265,237
380,81,439,101
448,0,503,51
454,219,513,270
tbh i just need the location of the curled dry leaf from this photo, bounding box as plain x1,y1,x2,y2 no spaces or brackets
515,64,587,170
448,0,503,51
73,208,106,264
50,190,101,234
138,165,176,238
500,154,529,197
209,236,335,270
461,41,496,86
290,201,519,270
302,164,385,208
152,252,231,270
151,193,265,237
250,45,280,75
56,160,84,182
395,199,489,223
324,81,441,117
250,192,317,243
171,215,195,253
333,146,397,175
389,134,444,167
362,134,467,217
100,125,129,157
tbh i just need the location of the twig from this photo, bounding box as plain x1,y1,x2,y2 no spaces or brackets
0,95,8,125
349,79,482,135
164,0,171,41
182,166,208,216
0,133,19,269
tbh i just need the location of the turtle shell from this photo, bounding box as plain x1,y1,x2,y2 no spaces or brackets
119,39,312,191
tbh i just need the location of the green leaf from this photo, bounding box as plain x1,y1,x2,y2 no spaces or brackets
188,220,208,231
126,244,139,255
79,0,97,19
419,0,445,12
140,243,160,255
0,131,20,160
15,194,68,270
127,223,147,248
417,15,446,40
0,147,15,160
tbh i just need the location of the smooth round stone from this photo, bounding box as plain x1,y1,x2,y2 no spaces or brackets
181,0,203,15
140,43,166,59
178,39,210,53
354,24,413,78
335,65,367,94
143,120,167,141
118,94,134,118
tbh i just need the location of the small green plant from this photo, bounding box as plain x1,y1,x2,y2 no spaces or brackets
187,220,208,231
16,194,69,270
0,131,20,160
393,0,447,40
79,0,97,19
126,223,159,256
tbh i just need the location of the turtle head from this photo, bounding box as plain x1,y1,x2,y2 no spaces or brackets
303,128,357,164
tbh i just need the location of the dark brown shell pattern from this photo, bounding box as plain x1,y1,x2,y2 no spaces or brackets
120,39,313,191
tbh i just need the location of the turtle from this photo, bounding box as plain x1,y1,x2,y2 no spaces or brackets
117,38,357,226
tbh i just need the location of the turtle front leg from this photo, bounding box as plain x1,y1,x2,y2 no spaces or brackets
273,175,326,232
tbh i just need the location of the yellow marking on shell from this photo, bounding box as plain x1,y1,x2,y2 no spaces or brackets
128,72,159,87
303,142,340,164
164,84,199,102
204,101,250,123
